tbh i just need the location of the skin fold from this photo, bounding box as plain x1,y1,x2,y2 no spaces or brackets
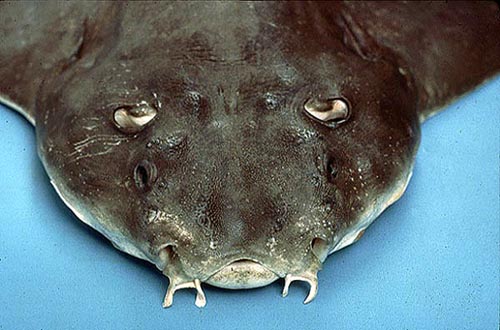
0,1,499,307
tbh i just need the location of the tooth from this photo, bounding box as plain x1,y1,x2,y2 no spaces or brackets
193,279,207,308
162,282,176,308
281,273,318,304
281,274,293,298
303,277,318,304
162,278,207,308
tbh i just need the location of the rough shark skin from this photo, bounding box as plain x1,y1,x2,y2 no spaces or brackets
0,2,499,307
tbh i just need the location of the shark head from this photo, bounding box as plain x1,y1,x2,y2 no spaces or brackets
34,2,420,307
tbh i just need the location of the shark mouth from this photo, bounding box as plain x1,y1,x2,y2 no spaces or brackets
205,259,280,289
162,259,319,308
159,243,324,308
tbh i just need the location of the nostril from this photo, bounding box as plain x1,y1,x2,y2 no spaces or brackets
159,245,177,263
162,245,174,258
158,245,177,270
311,237,329,263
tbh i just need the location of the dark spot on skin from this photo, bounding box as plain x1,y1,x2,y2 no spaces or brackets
72,18,89,61
311,175,321,188
272,217,286,234
317,153,339,184
326,158,338,182
217,86,224,97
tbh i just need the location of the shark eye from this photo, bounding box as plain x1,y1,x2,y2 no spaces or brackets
303,97,350,127
134,160,157,191
113,102,157,133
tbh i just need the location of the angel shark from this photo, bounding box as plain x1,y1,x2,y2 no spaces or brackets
1,1,499,307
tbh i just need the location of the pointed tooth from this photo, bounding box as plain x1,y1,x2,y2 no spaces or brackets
162,279,207,308
193,279,207,308
162,282,176,308
303,276,318,304
281,273,319,304
282,274,293,297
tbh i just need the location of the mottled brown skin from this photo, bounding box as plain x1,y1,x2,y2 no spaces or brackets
1,1,499,301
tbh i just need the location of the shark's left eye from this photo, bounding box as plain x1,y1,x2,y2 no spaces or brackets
113,102,157,134
134,160,157,191
303,97,350,127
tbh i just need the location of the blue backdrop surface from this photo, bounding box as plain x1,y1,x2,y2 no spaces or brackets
0,77,499,329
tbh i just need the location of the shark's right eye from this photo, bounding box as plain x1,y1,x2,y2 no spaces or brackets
113,102,157,134
303,97,350,127
134,160,157,191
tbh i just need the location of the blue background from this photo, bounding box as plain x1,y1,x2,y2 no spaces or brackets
0,77,498,329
